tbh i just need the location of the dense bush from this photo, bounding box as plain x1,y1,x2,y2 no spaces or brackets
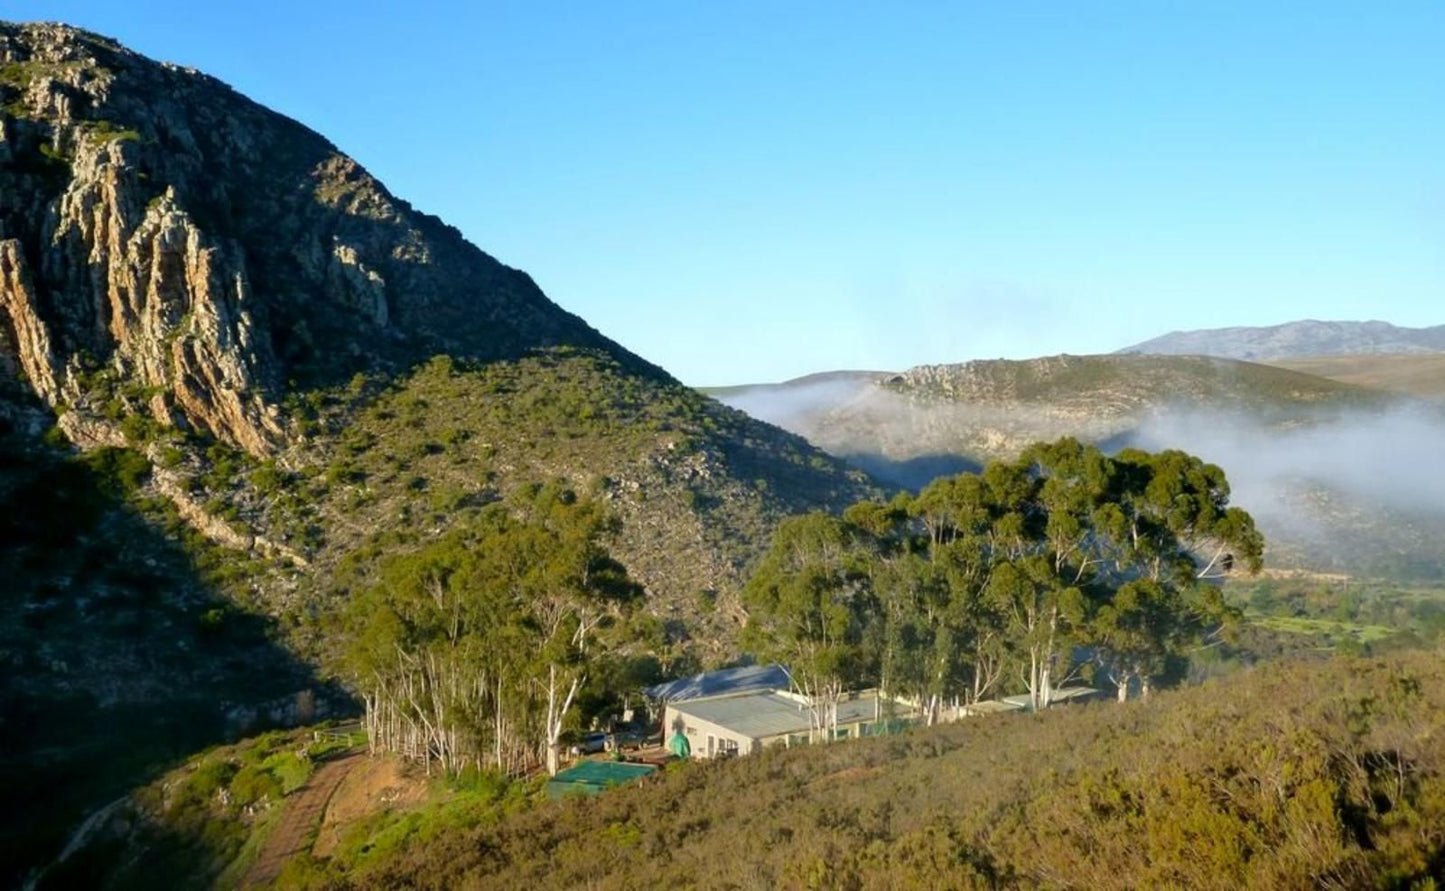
319,651,1445,890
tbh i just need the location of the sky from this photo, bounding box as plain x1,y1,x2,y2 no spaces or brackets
12,1,1445,384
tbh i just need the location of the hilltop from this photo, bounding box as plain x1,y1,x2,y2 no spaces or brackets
1118,319,1445,360
717,353,1388,472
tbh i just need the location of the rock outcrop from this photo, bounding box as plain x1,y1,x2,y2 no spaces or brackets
0,21,652,455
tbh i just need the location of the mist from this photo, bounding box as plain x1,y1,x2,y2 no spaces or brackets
718,380,1445,576
1129,407,1445,521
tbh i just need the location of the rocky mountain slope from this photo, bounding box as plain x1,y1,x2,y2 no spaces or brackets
0,22,661,456
718,354,1388,473
0,18,876,640
1118,319,1445,360
0,21,878,883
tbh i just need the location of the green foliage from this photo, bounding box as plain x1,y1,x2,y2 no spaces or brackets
344,484,641,775
302,652,1445,890
81,446,152,496
83,119,141,145
745,439,1264,712
250,461,291,496
1228,575,1445,654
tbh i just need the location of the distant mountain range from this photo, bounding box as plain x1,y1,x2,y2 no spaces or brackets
1118,319,1445,360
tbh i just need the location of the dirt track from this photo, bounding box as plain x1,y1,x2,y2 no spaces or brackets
243,753,362,888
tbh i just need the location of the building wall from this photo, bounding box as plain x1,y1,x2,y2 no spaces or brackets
664,705,758,759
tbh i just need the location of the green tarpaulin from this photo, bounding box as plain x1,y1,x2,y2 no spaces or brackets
545,760,658,800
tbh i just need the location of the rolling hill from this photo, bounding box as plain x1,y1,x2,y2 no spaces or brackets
1117,319,1445,360
1266,353,1445,399
713,354,1445,579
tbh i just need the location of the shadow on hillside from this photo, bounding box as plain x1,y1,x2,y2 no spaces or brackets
840,452,983,491
0,418,343,887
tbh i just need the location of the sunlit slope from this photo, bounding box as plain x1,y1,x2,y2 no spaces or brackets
324,653,1445,890
1268,353,1445,399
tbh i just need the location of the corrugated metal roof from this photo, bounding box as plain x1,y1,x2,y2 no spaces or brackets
670,691,910,740
643,664,791,702
964,699,1025,715
999,687,1098,710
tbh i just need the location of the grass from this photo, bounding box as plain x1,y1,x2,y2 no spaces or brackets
42,723,367,890
1251,614,1396,644
1267,353,1445,399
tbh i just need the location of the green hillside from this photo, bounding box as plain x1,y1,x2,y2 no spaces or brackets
277,652,1445,889
885,353,1388,413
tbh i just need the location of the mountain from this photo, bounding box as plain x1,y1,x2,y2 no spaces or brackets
1266,353,1445,399
1118,319,1445,360
0,21,879,882
714,354,1445,579
717,354,1388,477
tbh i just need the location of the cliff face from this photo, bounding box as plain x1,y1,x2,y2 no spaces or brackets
0,22,644,455
0,19,877,647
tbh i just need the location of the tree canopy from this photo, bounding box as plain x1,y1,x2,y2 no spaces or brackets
743,438,1264,721
344,482,641,775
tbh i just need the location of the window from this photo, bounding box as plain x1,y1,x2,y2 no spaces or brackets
718,738,740,757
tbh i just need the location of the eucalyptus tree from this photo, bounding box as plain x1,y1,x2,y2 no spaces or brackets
741,512,877,739
743,438,1264,715
345,483,639,776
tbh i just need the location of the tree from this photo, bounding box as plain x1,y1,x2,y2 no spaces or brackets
741,439,1264,715
344,483,639,776
742,513,876,740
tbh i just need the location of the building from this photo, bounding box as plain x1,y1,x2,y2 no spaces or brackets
956,685,1100,718
664,689,916,759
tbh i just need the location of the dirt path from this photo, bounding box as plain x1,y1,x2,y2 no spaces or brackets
243,753,362,888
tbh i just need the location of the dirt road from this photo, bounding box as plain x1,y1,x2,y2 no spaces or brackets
243,753,362,888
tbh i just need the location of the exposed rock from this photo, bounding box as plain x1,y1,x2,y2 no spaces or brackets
0,20,658,458
0,239,59,400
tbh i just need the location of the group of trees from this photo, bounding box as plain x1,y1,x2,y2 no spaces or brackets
344,482,641,776
743,439,1264,730
345,438,1263,774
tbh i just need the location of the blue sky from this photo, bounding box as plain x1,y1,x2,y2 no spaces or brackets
19,1,1445,384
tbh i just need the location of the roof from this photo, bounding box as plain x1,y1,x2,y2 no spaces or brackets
963,699,1025,715
999,687,1099,710
669,690,910,740
545,760,657,799
643,663,791,702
